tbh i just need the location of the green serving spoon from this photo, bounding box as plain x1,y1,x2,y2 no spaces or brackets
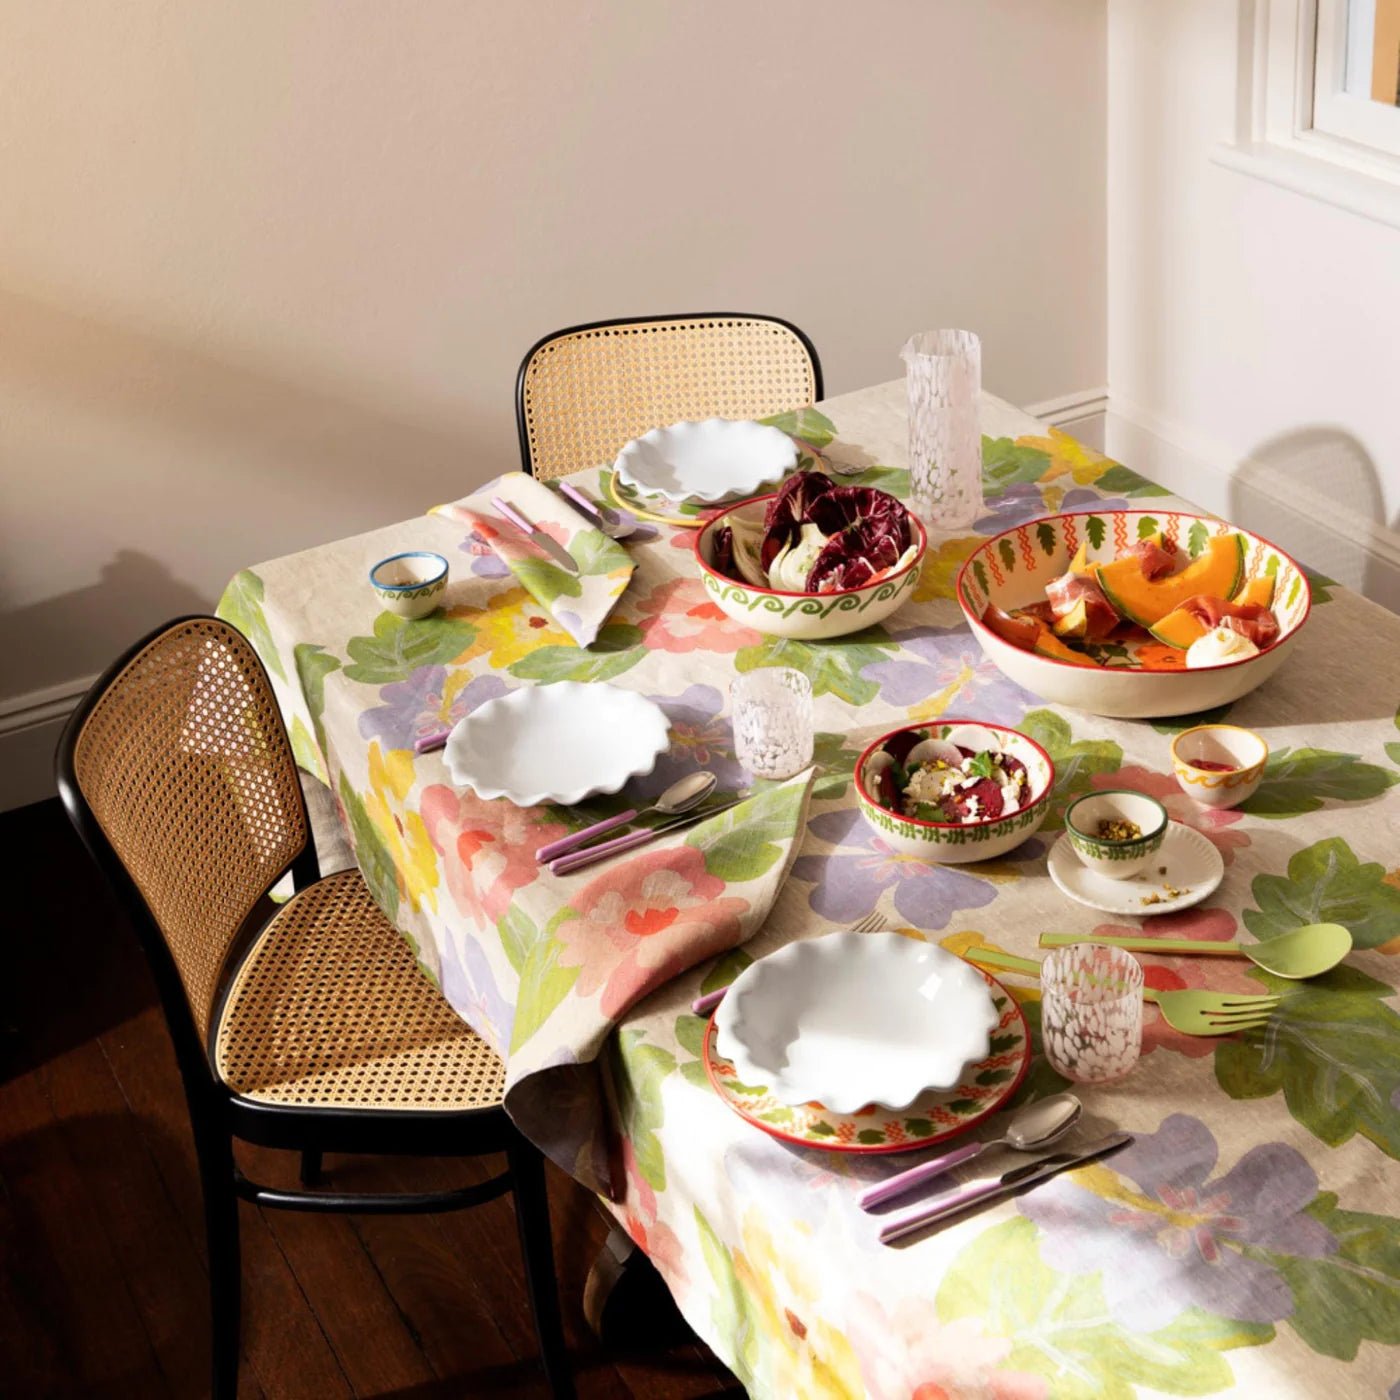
1038,923,1352,980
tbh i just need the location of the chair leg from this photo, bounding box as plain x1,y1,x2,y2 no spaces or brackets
300,1148,323,1186
506,1137,575,1400
196,1130,242,1400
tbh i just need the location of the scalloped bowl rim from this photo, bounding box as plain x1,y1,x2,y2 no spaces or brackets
714,931,1000,1113
854,720,1056,833
443,682,670,806
956,509,1312,676
615,418,798,504
693,493,928,600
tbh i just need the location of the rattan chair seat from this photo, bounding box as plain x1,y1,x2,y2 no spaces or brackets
215,870,506,1112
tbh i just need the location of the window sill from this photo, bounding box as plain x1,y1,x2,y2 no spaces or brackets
1213,139,1400,232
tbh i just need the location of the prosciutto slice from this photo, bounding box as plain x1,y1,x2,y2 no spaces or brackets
1177,595,1280,648
1044,570,1118,639
1131,537,1176,580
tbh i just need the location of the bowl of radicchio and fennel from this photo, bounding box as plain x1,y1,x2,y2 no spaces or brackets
855,720,1055,863
693,470,926,640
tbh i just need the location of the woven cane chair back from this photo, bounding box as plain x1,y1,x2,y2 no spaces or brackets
70,618,307,1039
517,314,821,481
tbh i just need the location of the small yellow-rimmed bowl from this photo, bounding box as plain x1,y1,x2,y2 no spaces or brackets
1170,724,1268,809
370,551,448,619
1064,790,1168,880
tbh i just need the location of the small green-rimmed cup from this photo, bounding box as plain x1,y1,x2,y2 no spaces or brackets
370,551,448,619
1064,790,1168,880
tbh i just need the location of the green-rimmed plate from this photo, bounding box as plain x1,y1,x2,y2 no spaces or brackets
701,968,1030,1154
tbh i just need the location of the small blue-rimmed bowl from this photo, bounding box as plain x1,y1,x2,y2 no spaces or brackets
370,551,449,619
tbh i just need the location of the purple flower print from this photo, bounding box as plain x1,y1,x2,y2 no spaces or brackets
862,623,1038,724
358,666,509,751
439,929,514,1053
459,530,511,579
636,684,746,798
1021,1114,1336,1331
791,808,997,929
975,486,1130,536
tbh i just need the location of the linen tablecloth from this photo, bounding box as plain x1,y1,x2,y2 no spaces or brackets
220,381,1400,1399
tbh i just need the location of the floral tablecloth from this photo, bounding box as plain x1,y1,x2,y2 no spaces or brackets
220,381,1400,1399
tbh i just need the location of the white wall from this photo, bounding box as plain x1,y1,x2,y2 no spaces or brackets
0,0,1107,809
1105,0,1400,610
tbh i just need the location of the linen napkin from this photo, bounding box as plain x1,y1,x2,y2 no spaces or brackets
433,470,634,646
501,766,817,1195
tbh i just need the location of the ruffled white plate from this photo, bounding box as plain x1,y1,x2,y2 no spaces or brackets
444,682,669,806
1047,823,1224,916
614,418,798,504
714,931,999,1114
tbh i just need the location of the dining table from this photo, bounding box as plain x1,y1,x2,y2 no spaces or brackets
218,378,1400,1400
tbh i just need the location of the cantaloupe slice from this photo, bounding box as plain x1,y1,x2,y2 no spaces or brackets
1052,597,1092,639
1148,606,1210,650
1097,533,1245,628
982,604,1100,666
1066,530,1164,580
1237,575,1275,609
1034,628,1101,666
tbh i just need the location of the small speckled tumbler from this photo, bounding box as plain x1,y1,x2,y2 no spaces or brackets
1041,943,1143,1084
731,668,813,781
901,329,983,530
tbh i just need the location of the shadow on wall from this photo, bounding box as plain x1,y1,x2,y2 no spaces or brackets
0,550,212,692
1229,427,1400,613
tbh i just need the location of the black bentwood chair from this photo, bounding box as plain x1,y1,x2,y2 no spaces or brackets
515,311,824,480
55,616,574,1399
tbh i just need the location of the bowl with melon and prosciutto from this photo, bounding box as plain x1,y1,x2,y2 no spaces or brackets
957,510,1311,718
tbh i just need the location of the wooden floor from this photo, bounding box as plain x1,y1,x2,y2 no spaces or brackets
0,799,741,1399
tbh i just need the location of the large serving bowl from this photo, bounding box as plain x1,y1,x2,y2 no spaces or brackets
957,510,1312,718
693,493,927,640
855,720,1055,863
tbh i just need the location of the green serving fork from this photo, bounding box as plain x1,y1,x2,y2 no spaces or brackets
966,947,1280,1036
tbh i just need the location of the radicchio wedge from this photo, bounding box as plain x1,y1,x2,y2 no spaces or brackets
761,470,837,570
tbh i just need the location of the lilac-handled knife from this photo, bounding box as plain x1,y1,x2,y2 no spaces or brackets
491,496,580,574
536,771,718,862
557,480,635,539
414,730,451,755
549,797,744,876
878,1131,1132,1245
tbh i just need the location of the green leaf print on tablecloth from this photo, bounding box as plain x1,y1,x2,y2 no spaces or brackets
1094,462,1171,498
937,1218,1267,1400
342,613,476,685
512,556,583,604
695,1208,759,1391
983,437,1052,493
293,642,341,756
1239,747,1400,818
338,773,400,921
687,781,808,883
218,569,287,680
1215,964,1400,1160
507,622,644,684
509,907,581,1054
809,732,864,801
759,405,836,450
735,628,897,706
836,464,911,496
497,904,534,975
611,1029,676,1191
1019,708,1124,830
1243,837,1400,949
1259,1192,1400,1360
1388,702,1400,766
1150,705,1233,735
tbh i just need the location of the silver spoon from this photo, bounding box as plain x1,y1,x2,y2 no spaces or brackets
858,1092,1083,1210
535,770,719,862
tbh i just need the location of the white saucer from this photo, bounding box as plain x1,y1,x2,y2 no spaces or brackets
1047,823,1224,916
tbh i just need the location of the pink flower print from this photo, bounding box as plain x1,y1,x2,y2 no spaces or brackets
634,576,763,653
559,846,749,1020
1093,765,1250,864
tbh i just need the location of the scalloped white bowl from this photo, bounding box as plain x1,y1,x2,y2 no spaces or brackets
714,931,999,1113
443,682,669,806
615,418,798,504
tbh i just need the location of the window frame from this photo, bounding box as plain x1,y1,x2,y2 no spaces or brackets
1312,0,1400,158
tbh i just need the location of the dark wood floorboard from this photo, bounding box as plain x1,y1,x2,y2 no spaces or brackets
1,798,743,1398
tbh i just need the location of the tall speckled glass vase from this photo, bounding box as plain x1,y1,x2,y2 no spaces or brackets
901,329,982,530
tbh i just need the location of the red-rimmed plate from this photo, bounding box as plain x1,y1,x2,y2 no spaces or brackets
702,969,1030,1154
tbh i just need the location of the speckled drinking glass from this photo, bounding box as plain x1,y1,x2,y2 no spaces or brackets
901,329,983,530
1041,943,1143,1084
731,669,813,781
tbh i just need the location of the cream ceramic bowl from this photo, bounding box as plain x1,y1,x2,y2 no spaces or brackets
693,494,926,640
957,510,1311,718
714,930,999,1112
1171,724,1269,809
1064,790,1168,880
855,720,1054,863
370,551,449,619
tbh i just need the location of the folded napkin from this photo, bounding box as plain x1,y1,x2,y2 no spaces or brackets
501,766,816,1194
434,471,634,646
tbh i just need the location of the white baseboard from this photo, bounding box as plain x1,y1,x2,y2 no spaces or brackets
0,676,96,812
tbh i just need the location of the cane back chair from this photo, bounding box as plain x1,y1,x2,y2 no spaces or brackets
515,311,824,481
55,616,574,1400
